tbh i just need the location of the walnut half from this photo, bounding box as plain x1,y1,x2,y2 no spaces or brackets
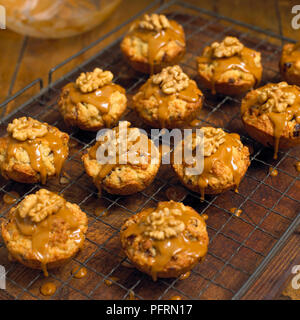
16,189,65,223
76,68,113,93
143,206,185,240
138,14,170,32
211,36,244,58
7,117,48,142
152,65,189,94
256,82,296,114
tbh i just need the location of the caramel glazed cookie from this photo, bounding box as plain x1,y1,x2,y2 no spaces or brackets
241,82,300,159
58,68,127,131
120,201,209,281
0,117,69,184
1,189,88,276
172,127,250,200
133,65,204,128
82,121,161,195
197,36,262,96
280,42,300,86
121,13,186,74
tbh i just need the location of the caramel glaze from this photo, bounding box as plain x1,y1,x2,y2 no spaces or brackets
198,47,262,94
6,127,68,184
62,82,125,127
40,282,56,296
180,133,242,200
88,133,152,194
122,202,208,281
171,295,182,300
242,84,300,159
3,191,19,205
296,161,300,172
230,207,242,217
135,80,201,128
269,167,278,177
72,266,87,279
13,203,84,277
179,271,191,280
128,20,185,74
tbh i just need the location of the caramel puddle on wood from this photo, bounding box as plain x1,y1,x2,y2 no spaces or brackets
202,214,208,221
3,191,19,204
170,295,182,300
95,208,109,217
72,266,88,279
179,271,191,280
40,282,56,296
269,167,278,177
104,277,119,287
230,207,242,217
165,186,187,202
295,161,300,173
189,119,202,127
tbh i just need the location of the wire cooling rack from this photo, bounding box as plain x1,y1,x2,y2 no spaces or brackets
0,0,299,300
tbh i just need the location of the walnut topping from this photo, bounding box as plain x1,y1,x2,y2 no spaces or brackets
143,206,185,240
211,36,244,58
7,117,48,141
76,68,113,93
152,65,189,94
138,14,170,32
256,82,296,113
195,127,226,157
16,189,65,223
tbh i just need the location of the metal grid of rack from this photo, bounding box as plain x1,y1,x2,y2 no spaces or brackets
0,0,299,300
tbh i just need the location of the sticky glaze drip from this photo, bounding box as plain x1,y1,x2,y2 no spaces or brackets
171,295,182,300
230,207,242,217
62,82,125,127
129,20,185,74
6,127,68,184
196,133,242,200
198,47,262,94
14,203,84,277
72,266,87,279
269,167,278,177
40,282,56,296
295,161,300,172
122,202,208,281
179,271,191,280
3,191,19,205
242,84,300,159
135,80,201,127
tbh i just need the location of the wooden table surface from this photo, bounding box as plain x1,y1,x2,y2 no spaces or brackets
0,0,299,299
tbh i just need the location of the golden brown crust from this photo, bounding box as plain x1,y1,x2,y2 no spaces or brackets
120,14,186,74
280,43,300,86
241,82,300,153
0,117,69,184
82,122,161,195
133,65,204,128
172,127,250,196
1,189,88,272
197,36,262,96
58,68,127,132
120,201,208,280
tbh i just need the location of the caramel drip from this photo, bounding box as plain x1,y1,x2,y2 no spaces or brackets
122,202,207,281
269,167,278,177
3,191,19,205
196,133,242,200
230,207,242,217
295,161,300,172
129,20,185,74
136,80,200,127
104,277,119,286
198,47,261,94
6,129,68,184
179,271,191,280
242,84,300,159
14,204,83,276
40,282,56,296
170,295,182,300
63,82,125,126
72,266,87,279
189,119,202,127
